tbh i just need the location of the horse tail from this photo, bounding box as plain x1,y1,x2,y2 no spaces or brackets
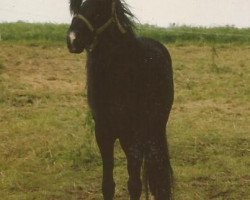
144,134,174,200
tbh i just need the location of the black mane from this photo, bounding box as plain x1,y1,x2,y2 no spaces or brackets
115,0,135,30
69,0,135,30
69,0,83,15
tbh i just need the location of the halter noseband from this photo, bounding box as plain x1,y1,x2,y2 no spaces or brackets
73,0,126,51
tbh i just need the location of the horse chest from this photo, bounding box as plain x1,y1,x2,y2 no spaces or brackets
87,62,138,117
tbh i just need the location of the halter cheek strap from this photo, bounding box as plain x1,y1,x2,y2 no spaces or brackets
74,14,95,32
73,1,126,51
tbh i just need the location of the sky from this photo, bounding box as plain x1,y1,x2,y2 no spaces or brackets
0,0,250,28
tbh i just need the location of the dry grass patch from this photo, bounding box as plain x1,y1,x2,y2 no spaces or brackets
0,43,249,199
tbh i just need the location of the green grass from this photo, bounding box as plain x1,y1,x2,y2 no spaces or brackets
137,24,250,44
0,25,249,199
0,22,68,44
1,22,250,45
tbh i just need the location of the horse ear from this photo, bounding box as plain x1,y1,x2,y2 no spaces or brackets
70,0,83,15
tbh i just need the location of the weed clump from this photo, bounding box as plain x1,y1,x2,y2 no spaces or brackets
0,59,5,72
71,109,100,169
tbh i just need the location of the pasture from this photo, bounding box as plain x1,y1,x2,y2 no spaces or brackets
0,23,249,199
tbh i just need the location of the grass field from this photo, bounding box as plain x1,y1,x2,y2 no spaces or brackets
1,22,250,44
0,23,250,199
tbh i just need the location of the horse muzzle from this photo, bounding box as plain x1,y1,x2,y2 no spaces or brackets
67,31,84,54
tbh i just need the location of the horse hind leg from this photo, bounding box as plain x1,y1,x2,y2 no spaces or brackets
121,142,143,200
128,157,143,200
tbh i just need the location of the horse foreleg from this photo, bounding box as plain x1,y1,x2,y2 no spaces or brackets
95,130,115,200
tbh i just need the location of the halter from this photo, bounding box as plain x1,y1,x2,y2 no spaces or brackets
73,0,126,51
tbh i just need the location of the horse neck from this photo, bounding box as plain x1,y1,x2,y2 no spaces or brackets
89,25,135,58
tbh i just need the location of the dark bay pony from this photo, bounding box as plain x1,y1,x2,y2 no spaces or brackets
67,0,174,199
